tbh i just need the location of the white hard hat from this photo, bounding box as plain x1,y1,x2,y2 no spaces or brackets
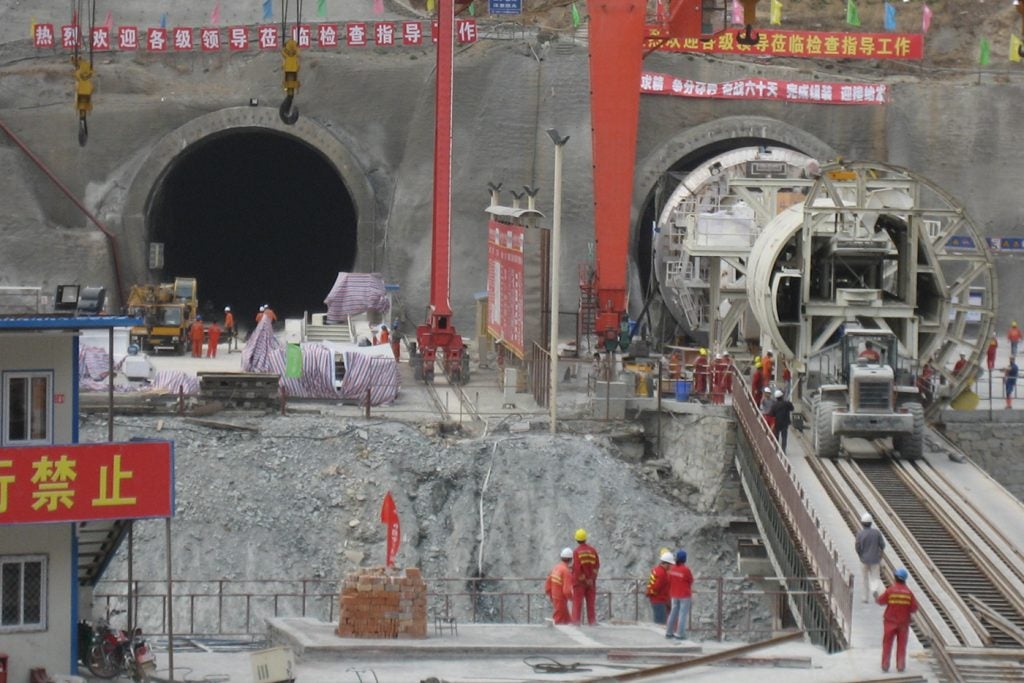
560,547,573,559
224,306,231,311
774,389,783,398
861,512,873,524
715,353,722,359
260,305,266,310
763,387,772,393
660,551,675,564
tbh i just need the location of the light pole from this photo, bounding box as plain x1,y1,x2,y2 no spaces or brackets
547,128,569,434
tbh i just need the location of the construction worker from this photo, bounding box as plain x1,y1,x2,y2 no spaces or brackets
952,353,967,376
1005,357,1018,409
378,324,390,345
667,350,683,380
189,316,205,358
545,548,574,624
855,512,885,603
256,305,266,323
263,305,277,324
571,528,600,626
693,348,709,396
769,389,794,452
761,350,774,384
750,357,764,404
875,567,918,673
859,341,881,362
710,353,727,404
646,549,674,625
665,549,694,640
206,321,221,358
223,307,236,351
721,351,733,395
986,336,998,371
1009,321,1022,357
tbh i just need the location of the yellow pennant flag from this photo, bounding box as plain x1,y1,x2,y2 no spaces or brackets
427,0,435,11
30,16,36,40
1011,34,1023,64
770,0,782,26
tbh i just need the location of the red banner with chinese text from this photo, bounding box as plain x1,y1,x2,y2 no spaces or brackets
644,27,923,61
0,441,174,525
486,220,526,358
641,72,888,105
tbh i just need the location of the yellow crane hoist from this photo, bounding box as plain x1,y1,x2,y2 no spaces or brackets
278,0,303,124
72,0,97,146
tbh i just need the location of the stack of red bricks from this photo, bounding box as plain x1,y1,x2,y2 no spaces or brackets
336,566,427,638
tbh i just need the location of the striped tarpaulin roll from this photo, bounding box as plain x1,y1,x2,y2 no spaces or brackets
324,272,389,323
79,345,113,381
151,370,200,395
242,316,280,372
340,346,400,406
276,343,340,399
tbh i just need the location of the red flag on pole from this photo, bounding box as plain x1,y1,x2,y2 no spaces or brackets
380,491,400,567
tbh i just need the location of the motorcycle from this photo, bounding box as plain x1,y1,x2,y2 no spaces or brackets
80,610,157,682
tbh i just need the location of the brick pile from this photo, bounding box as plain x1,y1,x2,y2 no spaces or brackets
336,566,427,638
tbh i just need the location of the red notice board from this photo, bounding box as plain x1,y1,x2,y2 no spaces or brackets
486,220,526,357
0,441,174,525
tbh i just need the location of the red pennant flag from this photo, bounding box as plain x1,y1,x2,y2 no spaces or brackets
380,491,400,568
373,0,385,15
102,10,113,30
656,0,667,23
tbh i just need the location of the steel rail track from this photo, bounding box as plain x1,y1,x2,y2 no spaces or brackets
806,436,1024,682
421,363,484,429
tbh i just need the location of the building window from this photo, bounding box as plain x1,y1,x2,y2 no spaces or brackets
0,555,47,632
3,372,52,445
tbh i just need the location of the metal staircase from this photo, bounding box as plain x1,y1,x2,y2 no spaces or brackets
304,313,354,344
77,519,130,586
577,265,597,353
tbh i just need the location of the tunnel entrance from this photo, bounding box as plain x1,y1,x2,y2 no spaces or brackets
148,129,356,326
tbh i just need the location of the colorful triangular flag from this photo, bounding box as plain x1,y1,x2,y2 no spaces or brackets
427,0,435,12
468,1,476,16
922,4,932,33
571,2,581,28
1012,34,1023,63
373,0,384,15
317,0,327,17
846,0,860,27
262,0,273,20
656,0,667,24
210,2,221,25
30,16,36,40
770,0,783,26
979,37,991,66
159,12,168,29
102,10,113,30
883,3,896,31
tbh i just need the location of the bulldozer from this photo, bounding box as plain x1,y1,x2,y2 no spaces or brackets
126,277,198,354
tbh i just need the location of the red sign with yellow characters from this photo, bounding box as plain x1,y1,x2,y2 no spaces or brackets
0,441,174,525
645,27,924,61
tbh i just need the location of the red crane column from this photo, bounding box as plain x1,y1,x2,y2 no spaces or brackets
415,0,462,382
586,0,647,350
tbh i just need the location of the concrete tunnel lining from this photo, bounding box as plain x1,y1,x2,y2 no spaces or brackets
118,106,376,318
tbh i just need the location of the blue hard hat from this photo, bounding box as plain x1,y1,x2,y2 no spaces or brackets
675,549,687,564
894,567,909,581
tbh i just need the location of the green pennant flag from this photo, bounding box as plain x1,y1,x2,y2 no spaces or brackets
317,0,327,17
571,2,581,28
979,37,991,66
285,343,303,378
845,0,860,27
469,1,475,16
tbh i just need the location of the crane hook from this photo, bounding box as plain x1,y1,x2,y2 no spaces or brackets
736,0,761,46
78,116,88,147
737,25,760,46
279,95,299,125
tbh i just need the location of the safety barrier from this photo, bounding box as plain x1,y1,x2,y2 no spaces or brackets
730,371,853,652
94,575,835,644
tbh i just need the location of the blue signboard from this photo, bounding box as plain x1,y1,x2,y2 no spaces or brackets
489,0,522,15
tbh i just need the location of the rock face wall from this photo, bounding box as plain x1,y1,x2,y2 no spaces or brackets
1,26,1023,327
938,411,1024,501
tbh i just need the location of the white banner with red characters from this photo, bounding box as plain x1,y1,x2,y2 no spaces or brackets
486,219,526,358
32,20,476,51
0,441,174,525
641,71,888,105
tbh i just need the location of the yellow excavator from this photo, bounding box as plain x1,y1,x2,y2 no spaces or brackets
126,277,198,354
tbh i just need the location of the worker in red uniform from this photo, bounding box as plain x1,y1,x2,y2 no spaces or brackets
693,348,708,397
545,548,574,624
761,350,774,385
263,305,277,324
952,353,968,376
1009,321,1022,357
667,350,683,380
571,528,600,626
189,316,205,358
378,324,390,345
206,321,221,357
750,357,764,404
722,351,733,395
710,353,729,404
664,549,694,640
859,341,881,362
875,567,918,673
987,336,998,371
646,550,674,625
223,307,236,351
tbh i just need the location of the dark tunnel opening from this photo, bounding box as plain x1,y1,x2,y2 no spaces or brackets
148,129,357,328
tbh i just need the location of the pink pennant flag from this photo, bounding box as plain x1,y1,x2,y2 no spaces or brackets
210,2,221,25
373,0,384,15
731,0,744,25
102,10,112,30
656,0,667,23
922,4,932,33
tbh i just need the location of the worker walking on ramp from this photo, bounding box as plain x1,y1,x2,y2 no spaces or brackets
545,548,574,624
875,567,918,673
570,528,600,626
